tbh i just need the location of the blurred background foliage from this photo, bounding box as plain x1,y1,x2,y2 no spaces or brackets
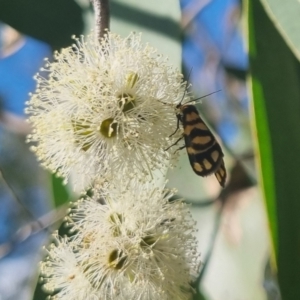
0,0,300,299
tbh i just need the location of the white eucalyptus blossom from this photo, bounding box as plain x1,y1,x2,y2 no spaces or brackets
40,234,98,300
26,31,188,190
41,182,200,299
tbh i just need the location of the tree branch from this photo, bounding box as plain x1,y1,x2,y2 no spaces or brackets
91,0,110,42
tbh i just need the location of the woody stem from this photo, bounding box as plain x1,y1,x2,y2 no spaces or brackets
91,0,110,42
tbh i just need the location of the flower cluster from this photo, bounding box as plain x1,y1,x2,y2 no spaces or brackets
27,32,187,191
41,183,200,300
28,31,201,300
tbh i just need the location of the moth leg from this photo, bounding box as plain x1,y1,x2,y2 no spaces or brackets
165,135,183,151
169,114,181,137
174,144,186,154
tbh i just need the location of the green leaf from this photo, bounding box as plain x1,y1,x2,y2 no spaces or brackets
193,289,210,300
51,175,70,206
260,0,300,61
248,0,300,298
0,0,84,49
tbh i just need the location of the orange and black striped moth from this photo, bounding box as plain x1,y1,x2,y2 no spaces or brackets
166,90,227,187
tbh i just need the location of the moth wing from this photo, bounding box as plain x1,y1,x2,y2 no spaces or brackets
185,139,224,177
214,159,227,187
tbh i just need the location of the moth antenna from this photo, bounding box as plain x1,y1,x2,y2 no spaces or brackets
184,89,221,105
179,68,193,105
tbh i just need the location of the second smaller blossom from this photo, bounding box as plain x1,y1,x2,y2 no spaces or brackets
41,182,200,300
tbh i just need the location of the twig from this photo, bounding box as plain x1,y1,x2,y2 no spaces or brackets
91,0,110,42
193,201,224,298
0,168,46,232
0,204,68,259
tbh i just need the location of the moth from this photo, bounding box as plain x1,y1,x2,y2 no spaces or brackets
167,90,227,187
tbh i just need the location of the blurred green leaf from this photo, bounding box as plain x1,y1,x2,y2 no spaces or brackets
111,0,181,68
248,0,300,298
260,0,300,61
0,0,84,50
193,289,210,300
51,175,70,207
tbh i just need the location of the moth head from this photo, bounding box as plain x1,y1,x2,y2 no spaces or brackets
175,103,183,115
